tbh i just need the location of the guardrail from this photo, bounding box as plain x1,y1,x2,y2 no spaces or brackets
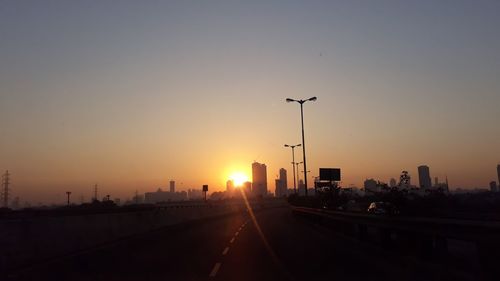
291,206,500,280
292,206,500,241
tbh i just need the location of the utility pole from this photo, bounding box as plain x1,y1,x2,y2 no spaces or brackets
1,170,10,208
66,191,71,206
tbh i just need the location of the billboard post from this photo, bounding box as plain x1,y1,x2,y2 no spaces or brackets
202,185,208,201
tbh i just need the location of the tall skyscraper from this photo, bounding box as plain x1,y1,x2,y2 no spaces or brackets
274,168,288,197
169,180,175,193
418,165,432,189
252,162,267,197
279,168,287,190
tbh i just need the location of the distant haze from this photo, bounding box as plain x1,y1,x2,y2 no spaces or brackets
1,1,499,204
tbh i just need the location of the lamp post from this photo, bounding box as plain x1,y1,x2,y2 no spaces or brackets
286,96,317,196
295,161,303,194
284,144,301,194
302,170,311,193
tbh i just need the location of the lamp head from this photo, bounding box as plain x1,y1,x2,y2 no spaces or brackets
308,96,317,101
286,98,295,103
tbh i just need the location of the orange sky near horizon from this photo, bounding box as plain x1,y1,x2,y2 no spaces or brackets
1,1,500,204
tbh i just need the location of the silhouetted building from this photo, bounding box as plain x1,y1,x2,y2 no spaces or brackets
434,177,439,187
389,178,397,188
298,179,305,196
169,180,175,193
145,188,187,203
418,165,432,189
279,168,287,190
364,178,378,193
188,189,203,200
490,181,498,192
242,181,252,196
274,168,288,197
252,162,267,197
130,193,144,204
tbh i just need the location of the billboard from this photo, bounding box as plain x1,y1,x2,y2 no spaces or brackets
319,168,341,181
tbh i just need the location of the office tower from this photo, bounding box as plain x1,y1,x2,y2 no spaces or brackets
275,168,287,197
279,168,287,190
252,162,267,197
434,177,439,187
418,165,432,189
490,181,498,192
169,180,175,193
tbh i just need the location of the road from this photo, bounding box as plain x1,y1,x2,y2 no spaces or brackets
9,206,466,281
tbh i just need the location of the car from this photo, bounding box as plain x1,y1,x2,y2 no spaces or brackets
367,202,399,215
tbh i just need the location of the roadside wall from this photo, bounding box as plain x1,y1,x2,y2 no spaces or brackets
0,201,285,272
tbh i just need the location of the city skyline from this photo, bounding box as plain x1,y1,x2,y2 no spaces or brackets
1,1,500,203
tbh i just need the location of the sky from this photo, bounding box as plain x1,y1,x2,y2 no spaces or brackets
1,0,499,204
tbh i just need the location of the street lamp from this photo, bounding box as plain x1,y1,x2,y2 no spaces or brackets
286,96,317,196
284,144,301,194
295,161,303,193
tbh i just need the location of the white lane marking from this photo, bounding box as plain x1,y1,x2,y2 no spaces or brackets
209,262,222,277
230,237,235,243
235,231,239,236
222,247,229,255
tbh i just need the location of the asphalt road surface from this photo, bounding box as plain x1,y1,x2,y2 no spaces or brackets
9,206,471,281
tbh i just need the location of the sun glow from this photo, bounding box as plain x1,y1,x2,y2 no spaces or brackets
229,172,249,187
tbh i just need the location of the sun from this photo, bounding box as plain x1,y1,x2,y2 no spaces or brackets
229,172,249,187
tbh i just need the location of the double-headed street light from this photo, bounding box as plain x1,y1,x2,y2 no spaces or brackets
284,144,301,194
286,96,317,196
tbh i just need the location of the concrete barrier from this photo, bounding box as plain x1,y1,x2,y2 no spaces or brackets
0,200,285,272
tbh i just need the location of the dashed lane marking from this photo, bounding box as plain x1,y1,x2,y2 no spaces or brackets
235,231,239,236
230,237,235,243
209,262,222,277
222,247,229,255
